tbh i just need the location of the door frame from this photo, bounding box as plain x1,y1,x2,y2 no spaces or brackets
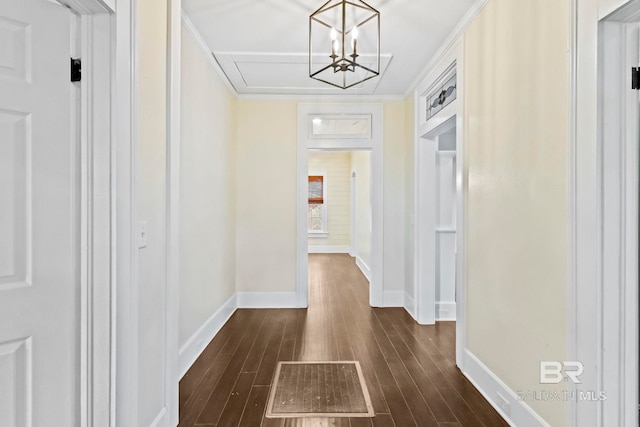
57,1,115,425
579,4,640,426
297,103,384,308
58,0,183,425
350,170,357,257
110,0,182,425
412,39,466,367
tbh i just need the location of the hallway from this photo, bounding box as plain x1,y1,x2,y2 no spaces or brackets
178,254,507,426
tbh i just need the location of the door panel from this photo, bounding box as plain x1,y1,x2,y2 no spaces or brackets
0,0,75,425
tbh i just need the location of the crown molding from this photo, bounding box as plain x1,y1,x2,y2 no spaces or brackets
181,10,239,98
403,0,489,98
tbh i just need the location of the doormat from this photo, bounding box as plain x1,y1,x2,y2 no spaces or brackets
265,361,374,418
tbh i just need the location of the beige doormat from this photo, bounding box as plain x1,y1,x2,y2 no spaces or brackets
265,361,375,418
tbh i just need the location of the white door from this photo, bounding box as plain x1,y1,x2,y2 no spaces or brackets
0,0,77,425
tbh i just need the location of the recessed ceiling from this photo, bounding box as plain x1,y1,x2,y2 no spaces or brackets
182,0,477,97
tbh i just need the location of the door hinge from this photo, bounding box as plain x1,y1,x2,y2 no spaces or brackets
632,67,640,90
71,58,81,82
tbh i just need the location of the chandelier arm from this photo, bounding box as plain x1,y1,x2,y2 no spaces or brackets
310,62,341,78
351,63,379,75
352,14,378,30
341,73,379,89
310,16,334,30
353,0,380,14
311,0,338,16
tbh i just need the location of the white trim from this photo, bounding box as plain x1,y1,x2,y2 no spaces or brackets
178,294,237,379
60,1,116,426
403,0,488,98
237,93,406,102
404,292,416,319
237,292,298,309
567,0,578,423
114,0,138,424
435,302,456,321
58,0,111,14
461,350,549,427
595,9,640,427
308,245,350,253
180,11,238,97
383,291,404,308
350,170,357,257
165,0,181,425
297,103,384,309
355,256,371,282
148,407,167,427
573,0,602,425
308,232,329,239
76,10,113,427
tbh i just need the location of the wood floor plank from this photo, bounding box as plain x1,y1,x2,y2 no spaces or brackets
381,385,418,427
216,372,256,427
386,357,439,426
179,311,264,426
370,413,395,427
180,311,248,411
254,312,288,385
347,417,373,427
239,385,270,426
179,254,507,427
194,313,272,425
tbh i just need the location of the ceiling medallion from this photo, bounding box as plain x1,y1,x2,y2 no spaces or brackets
309,0,380,89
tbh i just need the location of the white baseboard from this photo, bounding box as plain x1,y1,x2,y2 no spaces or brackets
461,349,550,427
404,292,417,319
237,291,298,308
178,294,237,379
148,407,167,427
436,301,456,321
308,245,350,254
383,291,405,307
355,256,371,282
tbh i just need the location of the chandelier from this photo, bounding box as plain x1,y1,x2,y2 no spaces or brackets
309,0,380,89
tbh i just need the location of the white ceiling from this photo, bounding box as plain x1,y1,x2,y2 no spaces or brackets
182,0,477,97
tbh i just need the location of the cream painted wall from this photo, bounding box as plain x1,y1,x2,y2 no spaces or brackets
351,150,372,269
179,26,237,348
136,0,168,424
308,151,351,248
383,102,407,292
236,100,407,295
235,100,298,293
464,1,569,425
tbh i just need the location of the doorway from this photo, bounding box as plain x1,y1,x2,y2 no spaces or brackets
307,150,372,285
297,103,383,308
413,57,465,367
415,116,458,323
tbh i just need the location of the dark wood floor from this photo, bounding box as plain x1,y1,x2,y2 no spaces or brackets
179,254,508,427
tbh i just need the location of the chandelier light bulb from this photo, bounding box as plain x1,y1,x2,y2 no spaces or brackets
351,26,358,51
